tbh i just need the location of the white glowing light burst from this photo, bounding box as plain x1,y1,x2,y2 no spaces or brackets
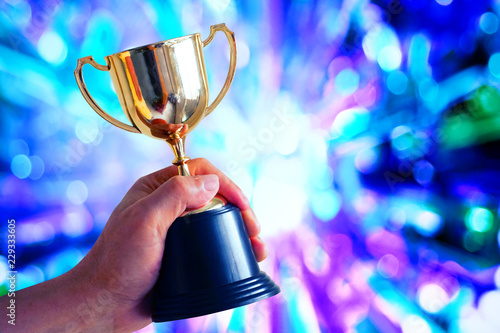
235,40,250,69
495,266,500,288
402,315,432,333
417,284,450,313
253,177,306,236
478,290,500,329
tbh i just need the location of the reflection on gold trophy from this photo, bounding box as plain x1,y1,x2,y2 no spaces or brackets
74,24,279,322
75,24,235,176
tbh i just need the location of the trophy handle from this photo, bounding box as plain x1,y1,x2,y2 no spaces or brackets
202,23,237,117
74,56,140,133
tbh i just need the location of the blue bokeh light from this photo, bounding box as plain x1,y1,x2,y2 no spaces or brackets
466,207,494,233
28,155,45,180
378,45,402,72
335,68,360,95
37,30,68,66
479,12,499,34
11,154,31,179
489,53,500,78
387,70,409,95
311,189,342,222
2,0,500,332
8,139,29,158
413,160,435,186
333,107,370,138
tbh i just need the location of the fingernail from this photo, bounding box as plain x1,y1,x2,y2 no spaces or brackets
203,174,218,191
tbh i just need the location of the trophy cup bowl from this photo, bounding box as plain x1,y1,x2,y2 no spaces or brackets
74,24,280,322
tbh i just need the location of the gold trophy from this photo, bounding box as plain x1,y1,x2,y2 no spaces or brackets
74,24,279,322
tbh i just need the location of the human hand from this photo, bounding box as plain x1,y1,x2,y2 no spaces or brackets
0,158,267,333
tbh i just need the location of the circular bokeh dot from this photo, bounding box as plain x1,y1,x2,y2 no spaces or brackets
387,70,408,95
488,53,500,78
11,154,32,179
66,180,88,205
479,12,499,34
29,155,45,180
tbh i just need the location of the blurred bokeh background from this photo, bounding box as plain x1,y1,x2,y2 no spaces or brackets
2,0,500,332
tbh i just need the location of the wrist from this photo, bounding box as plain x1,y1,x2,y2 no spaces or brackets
63,253,130,332
67,247,152,332
0,261,122,333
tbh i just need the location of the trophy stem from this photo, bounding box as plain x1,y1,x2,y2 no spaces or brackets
177,164,191,177
169,137,191,176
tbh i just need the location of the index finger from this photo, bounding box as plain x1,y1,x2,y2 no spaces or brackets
187,158,261,237
121,158,261,238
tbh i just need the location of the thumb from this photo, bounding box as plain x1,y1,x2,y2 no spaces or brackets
141,174,219,227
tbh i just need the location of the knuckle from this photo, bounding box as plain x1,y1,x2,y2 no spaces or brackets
195,157,208,163
192,157,212,168
125,202,143,218
168,175,190,194
117,204,143,226
135,175,149,187
134,176,145,186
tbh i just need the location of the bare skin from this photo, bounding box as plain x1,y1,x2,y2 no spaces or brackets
0,158,267,332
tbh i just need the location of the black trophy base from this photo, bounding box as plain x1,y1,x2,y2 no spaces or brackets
151,204,280,322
